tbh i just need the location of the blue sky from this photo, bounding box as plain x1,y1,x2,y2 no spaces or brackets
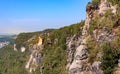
0,0,91,34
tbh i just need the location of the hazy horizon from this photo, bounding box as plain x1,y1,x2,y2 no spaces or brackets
0,0,91,34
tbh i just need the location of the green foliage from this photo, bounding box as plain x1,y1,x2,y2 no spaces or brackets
92,0,100,5
41,22,84,74
87,35,102,64
107,0,120,5
105,9,112,17
0,45,29,74
15,32,35,49
101,43,120,74
15,29,55,50
89,8,118,35
89,16,100,34
89,19,98,34
0,21,84,74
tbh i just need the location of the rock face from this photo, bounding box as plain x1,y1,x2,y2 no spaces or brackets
14,44,17,51
66,35,82,70
21,47,26,52
98,0,116,15
25,50,42,72
25,36,43,73
67,0,117,74
14,35,44,73
96,27,115,43
38,37,43,46
68,12,95,74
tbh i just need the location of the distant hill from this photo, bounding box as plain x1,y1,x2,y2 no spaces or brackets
0,35,17,43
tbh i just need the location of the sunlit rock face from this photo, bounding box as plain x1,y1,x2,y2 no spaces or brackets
38,37,42,46
14,44,18,51
21,47,26,52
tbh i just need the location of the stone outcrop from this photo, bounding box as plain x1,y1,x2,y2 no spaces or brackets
14,44,18,51
38,37,43,46
25,36,43,73
67,0,117,74
68,13,96,74
98,0,116,15
21,46,26,52
96,27,115,43
67,8,94,74
66,35,82,70
25,50,43,72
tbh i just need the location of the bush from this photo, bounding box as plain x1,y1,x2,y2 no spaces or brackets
0,45,29,74
105,9,112,17
101,43,120,74
107,0,120,5
92,0,100,4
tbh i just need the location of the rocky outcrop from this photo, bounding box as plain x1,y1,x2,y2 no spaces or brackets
91,61,103,74
25,50,43,72
25,36,43,73
38,37,43,46
67,0,117,74
68,14,97,74
86,2,99,18
66,35,82,70
67,8,94,74
98,0,116,15
95,27,115,43
14,44,18,51
21,46,26,52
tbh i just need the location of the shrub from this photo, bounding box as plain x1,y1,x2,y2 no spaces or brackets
101,43,120,74
92,0,100,5
107,0,120,5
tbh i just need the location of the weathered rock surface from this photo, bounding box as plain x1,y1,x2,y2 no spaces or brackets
68,8,94,74
96,27,115,43
14,44,18,51
99,0,116,15
66,35,82,70
25,36,43,73
67,0,117,74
